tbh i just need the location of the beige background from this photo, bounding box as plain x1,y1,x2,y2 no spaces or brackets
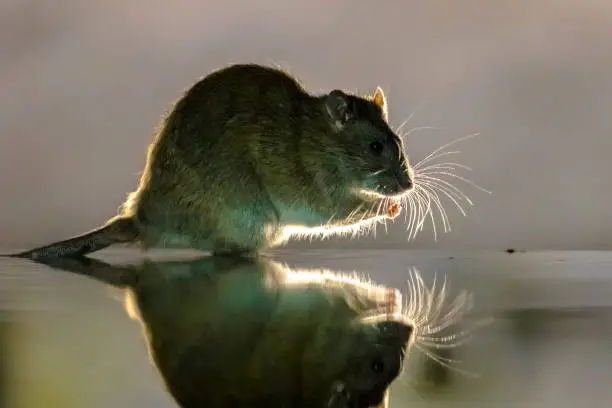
1,0,611,251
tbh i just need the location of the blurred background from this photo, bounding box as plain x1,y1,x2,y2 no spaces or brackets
1,1,611,407
1,0,611,251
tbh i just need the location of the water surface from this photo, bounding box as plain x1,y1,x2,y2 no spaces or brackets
1,249,611,408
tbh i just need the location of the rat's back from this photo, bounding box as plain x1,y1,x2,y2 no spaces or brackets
137,63,315,202
160,63,311,150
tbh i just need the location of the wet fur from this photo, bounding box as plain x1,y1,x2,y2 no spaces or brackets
9,63,412,260
32,255,413,408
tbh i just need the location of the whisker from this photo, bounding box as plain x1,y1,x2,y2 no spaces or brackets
417,177,472,211
424,272,446,325
421,294,473,336
417,178,469,206
375,197,385,218
416,161,473,173
419,171,492,196
401,268,491,381
418,187,437,241
416,184,450,235
414,150,462,170
382,197,390,234
395,99,431,135
405,193,418,241
417,330,474,349
402,195,410,225
414,344,481,378
415,345,464,365
412,191,428,241
345,204,362,224
409,163,490,239
403,129,488,241
400,126,442,140
407,187,433,241
414,132,480,169
396,118,411,135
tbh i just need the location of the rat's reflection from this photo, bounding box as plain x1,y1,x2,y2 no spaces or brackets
37,255,413,408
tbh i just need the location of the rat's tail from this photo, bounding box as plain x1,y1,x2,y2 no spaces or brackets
26,255,138,289
5,216,139,260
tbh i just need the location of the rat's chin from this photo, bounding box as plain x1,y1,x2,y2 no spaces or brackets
360,182,409,199
327,382,389,408
348,388,389,408
355,190,403,219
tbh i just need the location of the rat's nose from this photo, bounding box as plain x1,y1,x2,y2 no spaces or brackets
396,171,413,192
377,320,413,345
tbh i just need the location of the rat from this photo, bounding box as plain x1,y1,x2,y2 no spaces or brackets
35,255,415,408
8,63,413,259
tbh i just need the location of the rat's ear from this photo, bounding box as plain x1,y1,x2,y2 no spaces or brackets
372,86,388,121
325,90,354,130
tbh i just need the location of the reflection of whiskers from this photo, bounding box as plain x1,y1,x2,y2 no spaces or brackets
403,267,492,378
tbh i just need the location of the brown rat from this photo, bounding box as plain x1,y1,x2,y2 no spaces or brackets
35,255,414,408
9,63,413,259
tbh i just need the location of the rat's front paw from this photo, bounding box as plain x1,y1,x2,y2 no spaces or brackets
385,199,402,219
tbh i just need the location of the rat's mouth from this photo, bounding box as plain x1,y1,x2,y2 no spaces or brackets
354,390,388,408
368,175,413,198
356,190,403,220
326,382,388,408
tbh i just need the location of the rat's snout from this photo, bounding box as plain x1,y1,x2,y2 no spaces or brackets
377,320,414,349
396,169,413,193
376,320,414,346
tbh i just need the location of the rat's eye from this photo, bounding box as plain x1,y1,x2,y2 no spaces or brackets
369,141,384,155
370,356,385,373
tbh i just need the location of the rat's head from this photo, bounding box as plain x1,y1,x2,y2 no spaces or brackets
322,88,413,198
316,316,413,408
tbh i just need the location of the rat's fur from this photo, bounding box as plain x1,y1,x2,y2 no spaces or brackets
10,63,413,260
34,255,414,408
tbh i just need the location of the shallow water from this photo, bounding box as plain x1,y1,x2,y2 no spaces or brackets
1,248,611,408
